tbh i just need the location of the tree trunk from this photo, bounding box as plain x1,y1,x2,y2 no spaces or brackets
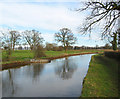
65,46,67,52
30,45,34,50
63,43,67,52
13,44,15,50
11,42,13,50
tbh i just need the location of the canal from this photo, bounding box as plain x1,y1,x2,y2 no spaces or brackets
2,54,94,97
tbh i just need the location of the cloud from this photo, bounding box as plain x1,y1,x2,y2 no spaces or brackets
0,2,86,34
0,1,105,46
0,0,89,3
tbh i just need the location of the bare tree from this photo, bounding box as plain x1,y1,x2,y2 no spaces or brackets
1,30,20,60
77,0,120,39
55,28,77,52
23,30,44,50
1,30,20,50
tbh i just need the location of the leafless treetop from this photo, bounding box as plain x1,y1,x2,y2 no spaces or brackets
77,0,120,39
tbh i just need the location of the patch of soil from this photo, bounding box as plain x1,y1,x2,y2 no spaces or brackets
1,61,30,70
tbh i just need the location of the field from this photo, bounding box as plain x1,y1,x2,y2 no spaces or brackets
81,54,119,97
1,49,106,64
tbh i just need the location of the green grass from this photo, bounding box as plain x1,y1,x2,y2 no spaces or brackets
2,50,34,62
81,54,119,97
2,49,106,64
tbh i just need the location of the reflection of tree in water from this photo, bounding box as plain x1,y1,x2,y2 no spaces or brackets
2,64,45,96
55,57,78,80
26,63,44,82
32,63,44,81
2,69,18,97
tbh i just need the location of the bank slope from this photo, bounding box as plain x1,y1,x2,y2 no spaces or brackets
81,54,119,97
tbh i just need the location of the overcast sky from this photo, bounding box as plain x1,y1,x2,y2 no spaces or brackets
0,0,107,47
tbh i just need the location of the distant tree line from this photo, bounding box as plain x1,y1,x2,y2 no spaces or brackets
0,28,77,59
1,28,118,52
0,27,118,61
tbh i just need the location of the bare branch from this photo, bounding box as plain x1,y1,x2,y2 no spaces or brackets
78,0,120,39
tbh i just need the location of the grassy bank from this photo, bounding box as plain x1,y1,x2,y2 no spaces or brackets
81,54,119,97
2,49,106,64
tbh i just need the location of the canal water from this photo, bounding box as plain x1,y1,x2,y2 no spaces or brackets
2,54,94,97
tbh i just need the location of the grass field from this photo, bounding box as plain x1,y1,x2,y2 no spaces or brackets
81,54,119,97
2,49,107,64
2,49,104,63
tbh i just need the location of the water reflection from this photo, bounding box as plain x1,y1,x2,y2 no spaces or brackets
55,57,77,80
8,70,15,95
26,63,44,82
2,54,94,97
2,69,18,97
2,63,45,97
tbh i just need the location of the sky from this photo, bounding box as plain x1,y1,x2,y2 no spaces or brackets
0,0,108,47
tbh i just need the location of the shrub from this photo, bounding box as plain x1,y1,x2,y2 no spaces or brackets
34,45,46,59
104,51,120,60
